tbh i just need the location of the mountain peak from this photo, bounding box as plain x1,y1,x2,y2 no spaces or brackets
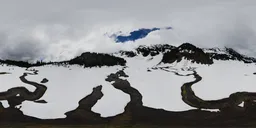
1,43,256,68
206,47,256,64
162,43,213,65
178,42,197,50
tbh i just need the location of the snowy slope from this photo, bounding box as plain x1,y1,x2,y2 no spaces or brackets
193,60,256,101
0,65,130,119
122,55,195,111
0,43,256,119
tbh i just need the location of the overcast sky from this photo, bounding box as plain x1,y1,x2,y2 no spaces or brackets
0,0,256,61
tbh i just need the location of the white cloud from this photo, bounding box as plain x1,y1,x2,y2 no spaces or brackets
0,0,256,61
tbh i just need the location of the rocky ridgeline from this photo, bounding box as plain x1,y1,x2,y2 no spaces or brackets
162,43,213,64
119,44,175,57
67,52,126,67
0,52,126,68
206,47,256,63
118,43,256,65
0,43,255,68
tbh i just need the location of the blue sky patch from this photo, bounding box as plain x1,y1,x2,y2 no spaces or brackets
111,27,172,43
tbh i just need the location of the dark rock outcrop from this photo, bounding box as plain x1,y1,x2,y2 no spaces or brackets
0,52,126,68
68,52,126,67
162,43,213,64
136,44,175,57
105,70,222,126
0,70,48,108
1,70,256,126
1,43,255,69
118,43,256,66
119,51,137,57
0,102,39,123
105,70,142,124
40,78,49,83
119,44,175,57
207,48,256,63
65,85,105,124
181,70,256,114
0,59,47,68
105,70,129,82
0,72,11,75
106,71,142,108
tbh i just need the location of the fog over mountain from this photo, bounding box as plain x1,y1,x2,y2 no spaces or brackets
1,2,256,126
0,0,256,62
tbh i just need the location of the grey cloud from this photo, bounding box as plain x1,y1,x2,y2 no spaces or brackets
0,35,47,62
223,22,256,57
0,0,256,61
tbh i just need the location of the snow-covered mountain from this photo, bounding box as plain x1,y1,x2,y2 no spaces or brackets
0,42,256,126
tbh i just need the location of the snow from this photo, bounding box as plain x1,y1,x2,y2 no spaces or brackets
239,102,244,107
123,55,196,111
192,60,256,100
160,59,256,101
0,65,35,91
0,55,256,119
123,56,256,111
0,65,35,108
203,48,227,54
0,64,130,119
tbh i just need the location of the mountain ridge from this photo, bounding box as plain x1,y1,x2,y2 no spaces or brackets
0,43,255,68
0,42,256,127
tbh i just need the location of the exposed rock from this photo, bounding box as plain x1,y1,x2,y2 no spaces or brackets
106,71,142,124
119,51,137,57
0,52,126,68
162,43,214,64
7,96,25,109
0,72,11,75
106,70,129,82
0,71,47,108
180,70,256,115
1,43,256,126
34,100,47,103
68,52,126,67
136,44,175,57
40,78,49,83
117,43,256,66
0,107,39,123
65,85,105,123
1,43,255,69
77,86,103,110
207,47,256,63
0,60,46,68
118,44,175,57
112,79,143,108
244,100,256,115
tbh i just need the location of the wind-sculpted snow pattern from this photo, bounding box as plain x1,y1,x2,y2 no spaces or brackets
0,43,256,126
